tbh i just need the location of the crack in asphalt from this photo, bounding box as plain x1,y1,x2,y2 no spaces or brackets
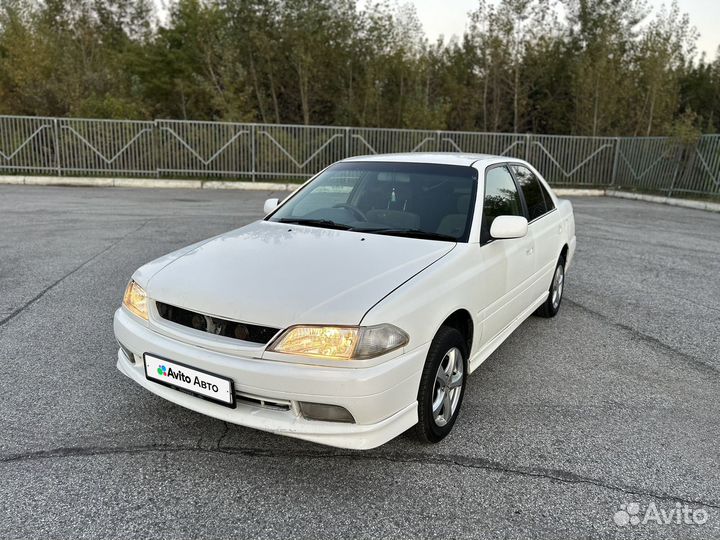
563,298,719,375
0,219,151,328
217,421,230,450
1,443,718,511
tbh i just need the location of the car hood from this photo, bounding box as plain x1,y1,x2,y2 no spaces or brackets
142,220,455,328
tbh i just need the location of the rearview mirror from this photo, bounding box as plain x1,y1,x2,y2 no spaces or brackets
263,198,279,214
490,215,528,239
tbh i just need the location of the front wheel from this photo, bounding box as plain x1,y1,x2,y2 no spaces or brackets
415,326,467,443
536,256,565,318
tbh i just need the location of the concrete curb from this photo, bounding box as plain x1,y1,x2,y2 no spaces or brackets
2,175,718,212
553,188,605,197
605,190,720,213
553,187,720,213
1,176,607,195
0,175,298,192
202,180,297,191
22,176,114,187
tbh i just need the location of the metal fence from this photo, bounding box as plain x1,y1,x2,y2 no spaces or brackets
1,115,718,196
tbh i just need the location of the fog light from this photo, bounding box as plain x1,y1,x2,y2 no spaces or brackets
299,402,355,423
117,340,135,364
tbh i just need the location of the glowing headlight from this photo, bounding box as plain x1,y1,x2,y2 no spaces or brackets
123,281,148,320
268,324,408,360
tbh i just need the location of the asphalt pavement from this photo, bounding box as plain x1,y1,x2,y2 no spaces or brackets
0,185,718,539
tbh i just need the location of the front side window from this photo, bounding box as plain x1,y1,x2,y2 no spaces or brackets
268,162,478,242
511,164,554,221
481,165,523,243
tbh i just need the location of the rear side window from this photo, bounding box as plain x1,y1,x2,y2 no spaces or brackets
512,165,554,221
482,165,523,243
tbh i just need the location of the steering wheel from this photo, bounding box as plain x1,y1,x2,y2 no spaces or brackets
333,203,367,222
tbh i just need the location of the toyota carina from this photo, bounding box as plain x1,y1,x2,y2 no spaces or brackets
114,153,576,449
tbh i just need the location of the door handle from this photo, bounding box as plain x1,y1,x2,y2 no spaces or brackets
525,246,534,256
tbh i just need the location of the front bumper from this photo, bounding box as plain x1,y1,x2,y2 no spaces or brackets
114,308,426,449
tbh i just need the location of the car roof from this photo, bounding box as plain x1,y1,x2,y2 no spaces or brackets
340,152,514,167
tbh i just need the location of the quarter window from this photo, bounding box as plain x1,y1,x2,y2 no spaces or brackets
511,165,554,221
482,166,523,244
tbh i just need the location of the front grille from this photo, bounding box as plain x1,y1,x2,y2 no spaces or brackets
155,301,280,345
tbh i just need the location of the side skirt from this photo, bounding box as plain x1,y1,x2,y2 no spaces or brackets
468,291,548,374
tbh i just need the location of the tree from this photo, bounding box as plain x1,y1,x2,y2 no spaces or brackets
0,0,717,134
632,1,697,135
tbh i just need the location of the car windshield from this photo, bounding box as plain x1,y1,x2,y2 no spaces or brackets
268,161,478,242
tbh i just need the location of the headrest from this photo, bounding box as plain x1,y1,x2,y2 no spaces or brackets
457,194,471,213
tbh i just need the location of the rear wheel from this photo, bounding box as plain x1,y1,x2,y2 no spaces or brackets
415,327,467,443
536,256,565,318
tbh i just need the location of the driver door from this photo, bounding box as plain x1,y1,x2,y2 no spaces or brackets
476,164,536,344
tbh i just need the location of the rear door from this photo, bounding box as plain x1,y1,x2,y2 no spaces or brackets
510,164,560,298
477,164,537,343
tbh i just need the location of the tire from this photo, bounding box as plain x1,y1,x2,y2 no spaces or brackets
415,326,468,443
535,255,566,318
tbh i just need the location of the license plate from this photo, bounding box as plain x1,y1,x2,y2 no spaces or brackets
144,354,235,408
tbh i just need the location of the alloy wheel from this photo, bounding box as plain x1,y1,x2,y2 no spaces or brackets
431,347,464,427
551,264,564,309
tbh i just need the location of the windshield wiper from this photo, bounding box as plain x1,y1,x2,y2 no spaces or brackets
277,218,353,230
277,219,455,240
357,228,457,242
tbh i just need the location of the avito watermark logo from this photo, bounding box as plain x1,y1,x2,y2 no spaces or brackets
613,502,708,527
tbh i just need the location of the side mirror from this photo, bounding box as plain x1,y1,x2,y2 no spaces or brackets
263,198,279,214
490,215,528,239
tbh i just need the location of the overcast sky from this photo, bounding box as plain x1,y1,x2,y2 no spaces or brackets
411,0,719,59
153,0,719,60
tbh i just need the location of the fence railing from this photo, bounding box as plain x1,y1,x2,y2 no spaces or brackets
1,115,718,196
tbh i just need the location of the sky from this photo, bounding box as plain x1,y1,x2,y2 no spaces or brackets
153,0,719,60
411,0,720,60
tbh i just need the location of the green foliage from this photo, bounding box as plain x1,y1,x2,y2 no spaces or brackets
669,109,702,146
0,0,718,134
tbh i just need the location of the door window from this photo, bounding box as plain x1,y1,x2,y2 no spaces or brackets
482,166,523,244
511,165,554,221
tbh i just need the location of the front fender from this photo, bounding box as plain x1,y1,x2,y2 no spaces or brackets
360,245,482,357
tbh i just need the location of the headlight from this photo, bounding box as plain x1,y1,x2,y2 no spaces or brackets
268,324,408,360
123,281,148,320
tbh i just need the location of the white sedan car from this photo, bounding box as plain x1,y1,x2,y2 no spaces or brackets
115,153,576,449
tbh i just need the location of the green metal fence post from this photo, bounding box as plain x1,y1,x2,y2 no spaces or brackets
53,118,61,176
251,124,256,182
610,137,620,187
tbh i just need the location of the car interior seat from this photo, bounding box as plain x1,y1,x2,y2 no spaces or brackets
436,194,471,238
364,175,420,229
